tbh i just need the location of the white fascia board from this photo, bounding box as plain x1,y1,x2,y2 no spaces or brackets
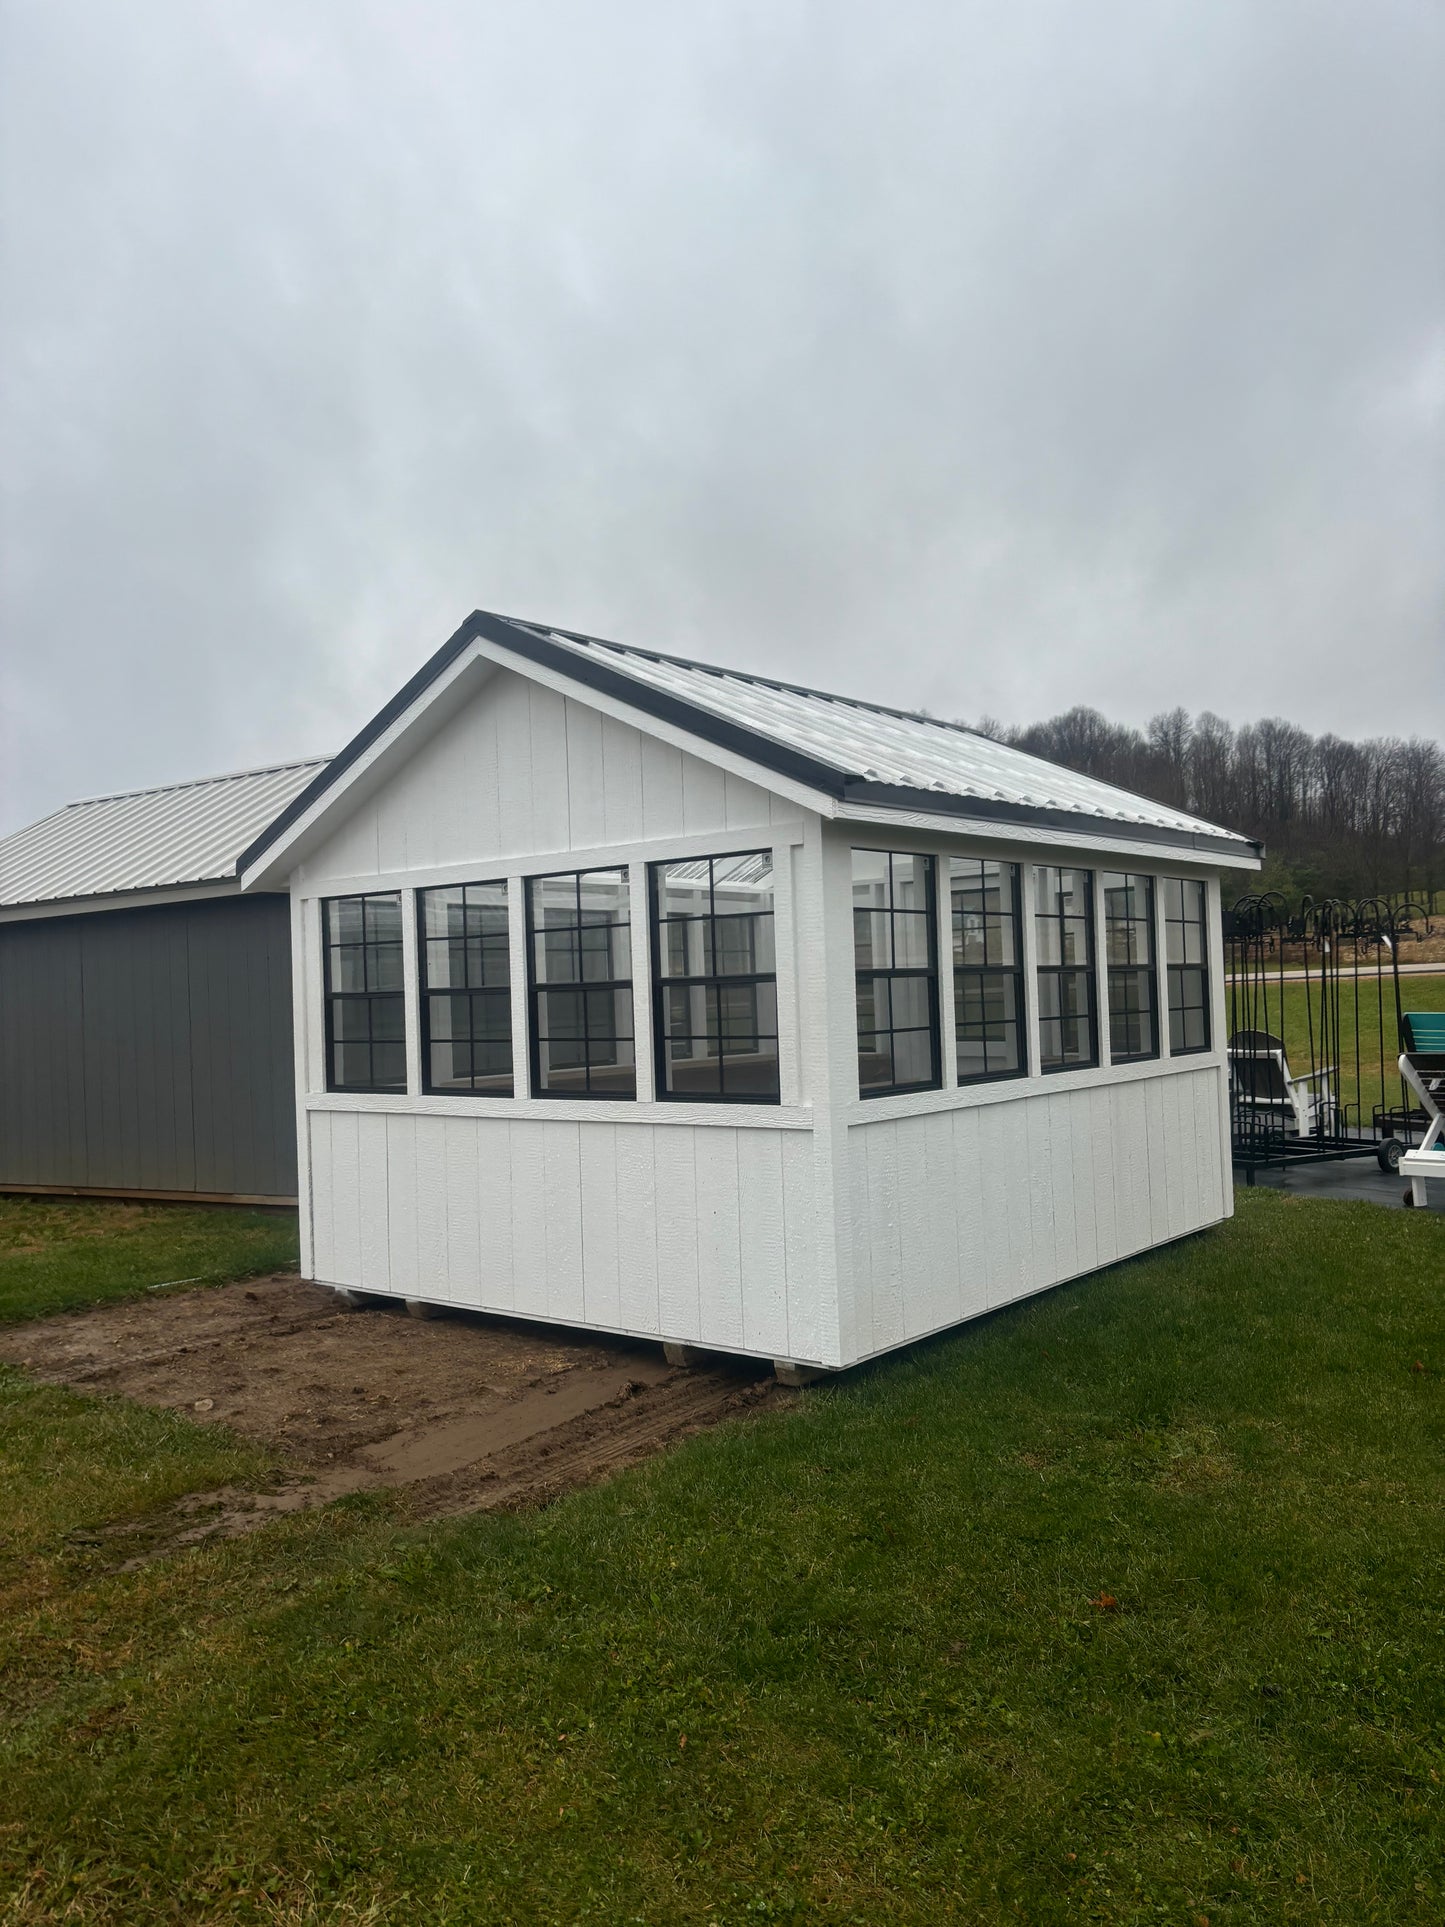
831,800,1260,870
239,642,493,889
0,876,244,924
241,636,840,890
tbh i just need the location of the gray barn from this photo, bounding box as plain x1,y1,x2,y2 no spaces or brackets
0,759,326,1203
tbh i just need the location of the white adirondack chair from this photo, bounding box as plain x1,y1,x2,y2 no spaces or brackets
1228,1030,1339,1138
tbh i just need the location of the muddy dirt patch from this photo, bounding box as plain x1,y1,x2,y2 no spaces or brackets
0,1275,786,1550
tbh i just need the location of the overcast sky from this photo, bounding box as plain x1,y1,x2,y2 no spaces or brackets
1,0,1441,834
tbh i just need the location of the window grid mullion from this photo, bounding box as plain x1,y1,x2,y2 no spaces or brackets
854,850,941,1099
650,851,780,1104
950,858,1026,1086
323,892,406,1095
1103,873,1158,1066
1033,866,1098,1074
418,880,515,1096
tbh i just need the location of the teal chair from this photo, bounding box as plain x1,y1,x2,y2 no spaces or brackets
1399,1012,1445,1157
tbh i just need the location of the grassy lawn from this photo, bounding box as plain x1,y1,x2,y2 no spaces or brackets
0,1196,299,1323
1,1191,1442,1923
1227,970,1445,1126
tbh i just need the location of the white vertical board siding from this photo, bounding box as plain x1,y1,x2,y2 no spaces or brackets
308,1111,333,1282
414,1114,451,1302
615,1128,660,1334
385,1114,418,1300
653,1131,701,1339
444,1124,482,1311
779,1131,820,1361
845,1063,1228,1358
307,1111,814,1361
356,1113,391,1293
543,1122,586,1326
577,1125,621,1329
599,717,644,844
739,1125,786,1356
296,667,776,888
326,1112,362,1285
695,1129,744,1351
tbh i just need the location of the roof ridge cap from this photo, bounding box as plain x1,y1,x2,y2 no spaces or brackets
62,755,332,811
527,619,991,743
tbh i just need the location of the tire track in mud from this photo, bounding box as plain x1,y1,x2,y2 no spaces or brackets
1,1274,793,1562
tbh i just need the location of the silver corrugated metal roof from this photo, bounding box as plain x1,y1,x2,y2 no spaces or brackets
0,758,331,909
526,626,1248,844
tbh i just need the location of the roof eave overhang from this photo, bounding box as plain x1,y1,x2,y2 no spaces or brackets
0,875,256,925
837,784,1263,866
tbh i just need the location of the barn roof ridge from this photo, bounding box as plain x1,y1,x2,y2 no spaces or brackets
65,755,332,811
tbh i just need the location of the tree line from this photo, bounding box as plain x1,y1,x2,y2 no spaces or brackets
971,705,1444,908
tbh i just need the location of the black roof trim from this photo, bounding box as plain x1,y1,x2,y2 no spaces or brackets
518,617,995,741
238,610,487,874
0,880,288,923
239,608,1261,873
238,609,853,873
475,613,852,798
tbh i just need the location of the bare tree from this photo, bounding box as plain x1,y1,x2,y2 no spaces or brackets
982,701,1443,906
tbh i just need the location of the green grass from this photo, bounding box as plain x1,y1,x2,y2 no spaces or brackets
1,1191,1443,1923
1228,970,1445,1125
0,1196,299,1323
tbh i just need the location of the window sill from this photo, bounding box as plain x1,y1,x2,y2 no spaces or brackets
844,1050,1225,1124
304,1091,814,1129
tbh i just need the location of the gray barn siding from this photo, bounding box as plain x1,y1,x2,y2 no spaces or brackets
0,895,297,1200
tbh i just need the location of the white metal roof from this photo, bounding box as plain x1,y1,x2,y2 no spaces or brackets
0,758,330,910
237,610,1259,881
530,626,1249,845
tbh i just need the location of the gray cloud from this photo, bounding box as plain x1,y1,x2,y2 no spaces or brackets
2,0,1441,832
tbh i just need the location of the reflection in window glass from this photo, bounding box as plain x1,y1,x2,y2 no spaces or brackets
1033,866,1097,1072
1163,877,1211,1052
652,851,779,1100
419,881,513,1094
951,857,1025,1081
853,850,940,1096
1103,872,1158,1063
323,893,406,1092
528,869,635,1097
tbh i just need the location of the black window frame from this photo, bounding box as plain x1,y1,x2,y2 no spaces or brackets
1102,871,1159,1065
1033,865,1099,1074
1164,876,1212,1055
649,850,781,1105
853,849,942,1100
525,866,637,1100
950,856,1028,1084
417,879,515,1097
322,891,407,1095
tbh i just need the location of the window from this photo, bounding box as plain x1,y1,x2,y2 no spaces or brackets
1103,872,1158,1063
323,893,406,1093
651,851,779,1101
950,857,1025,1082
1033,866,1097,1072
853,850,940,1097
1164,877,1211,1053
419,881,513,1095
527,868,635,1097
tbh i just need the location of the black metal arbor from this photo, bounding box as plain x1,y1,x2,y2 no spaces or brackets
1225,894,1435,1181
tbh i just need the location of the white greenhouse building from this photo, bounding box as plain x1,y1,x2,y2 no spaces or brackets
240,611,1261,1378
